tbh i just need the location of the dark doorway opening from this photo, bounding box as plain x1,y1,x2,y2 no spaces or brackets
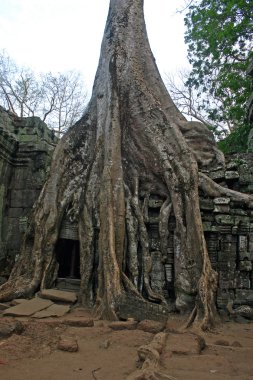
55,239,80,279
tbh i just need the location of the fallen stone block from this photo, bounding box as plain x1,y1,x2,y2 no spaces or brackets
57,337,78,352
10,299,27,306
0,319,24,338
137,320,165,334
165,332,205,355
39,289,77,304
63,317,94,327
0,303,10,311
108,320,137,330
32,304,71,318
3,298,53,317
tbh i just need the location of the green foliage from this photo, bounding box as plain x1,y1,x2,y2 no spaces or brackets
217,122,251,153
184,0,253,132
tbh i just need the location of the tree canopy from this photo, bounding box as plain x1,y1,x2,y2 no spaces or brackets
184,0,253,144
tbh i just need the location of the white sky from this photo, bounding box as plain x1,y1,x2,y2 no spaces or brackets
0,0,188,95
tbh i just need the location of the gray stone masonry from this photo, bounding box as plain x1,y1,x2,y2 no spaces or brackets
0,106,57,277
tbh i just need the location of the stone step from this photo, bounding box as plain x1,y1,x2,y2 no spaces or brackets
56,278,80,292
32,304,71,318
39,289,77,304
3,298,53,317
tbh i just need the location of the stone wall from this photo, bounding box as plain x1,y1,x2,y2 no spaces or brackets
201,156,253,309
131,157,253,314
0,107,57,281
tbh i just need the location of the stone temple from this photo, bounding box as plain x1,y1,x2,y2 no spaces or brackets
0,65,253,318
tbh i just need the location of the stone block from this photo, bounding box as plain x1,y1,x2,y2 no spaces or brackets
137,319,165,334
117,294,168,322
225,171,239,180
8,208,24,218
230,208,248,216
239,166,253,185
238,235,248,251
0,319,24,338
214,197,230,205
200,199,214,210
3,298,53,317
239,260,252,272
209,169,225,181
39,289,77,303
32,304,71,318
235,289,253,306
213,205,230,213
10,189,37,208
108,320,137,330
57,337,78,352
148,199,163,208
235,272,251,289
165,332,205,355
239,251,251,260
63,318,94,327
215,214,234,225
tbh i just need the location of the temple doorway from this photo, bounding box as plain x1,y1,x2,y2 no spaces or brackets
55,238,80,279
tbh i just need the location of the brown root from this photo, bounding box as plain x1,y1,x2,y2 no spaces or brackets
127,333,177,380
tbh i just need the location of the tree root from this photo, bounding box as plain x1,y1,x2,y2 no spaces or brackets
127,333,177,380
199,172,253,206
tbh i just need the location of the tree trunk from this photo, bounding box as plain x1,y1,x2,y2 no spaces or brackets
1,0,252,330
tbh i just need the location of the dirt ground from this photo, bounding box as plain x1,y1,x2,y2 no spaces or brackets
0,308,252,380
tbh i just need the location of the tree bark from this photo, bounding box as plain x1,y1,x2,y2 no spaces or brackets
1,0,252,330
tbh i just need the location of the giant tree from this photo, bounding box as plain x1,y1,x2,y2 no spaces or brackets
0,0,252,331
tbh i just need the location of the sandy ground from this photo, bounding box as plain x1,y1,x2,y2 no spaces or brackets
0,309,253,380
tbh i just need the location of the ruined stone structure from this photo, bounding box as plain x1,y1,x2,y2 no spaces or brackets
0,104,253,316
0,107,58,282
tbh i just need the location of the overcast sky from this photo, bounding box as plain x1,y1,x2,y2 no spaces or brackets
0,0,189,95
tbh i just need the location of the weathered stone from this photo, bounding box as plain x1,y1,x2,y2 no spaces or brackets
238,235,248,251
137,320,165,334
235,271,251,289
57,337,79,352
239,260,252,272
0,303,10,311
165,332,205,355
225,171,239,180
148,199,163,208
200,199,214,210
215,214,235,225
214,197,230,205
0,319,24,338
63,318,94,327
213,205,230,213
109,320,138,330
3,298,53,317
39,289,77,303
235,289,253,306
239,251,251,260
10,298,27,306
0,108,57,277
32,304,71,318
209,169,225,180
117,294,168,322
